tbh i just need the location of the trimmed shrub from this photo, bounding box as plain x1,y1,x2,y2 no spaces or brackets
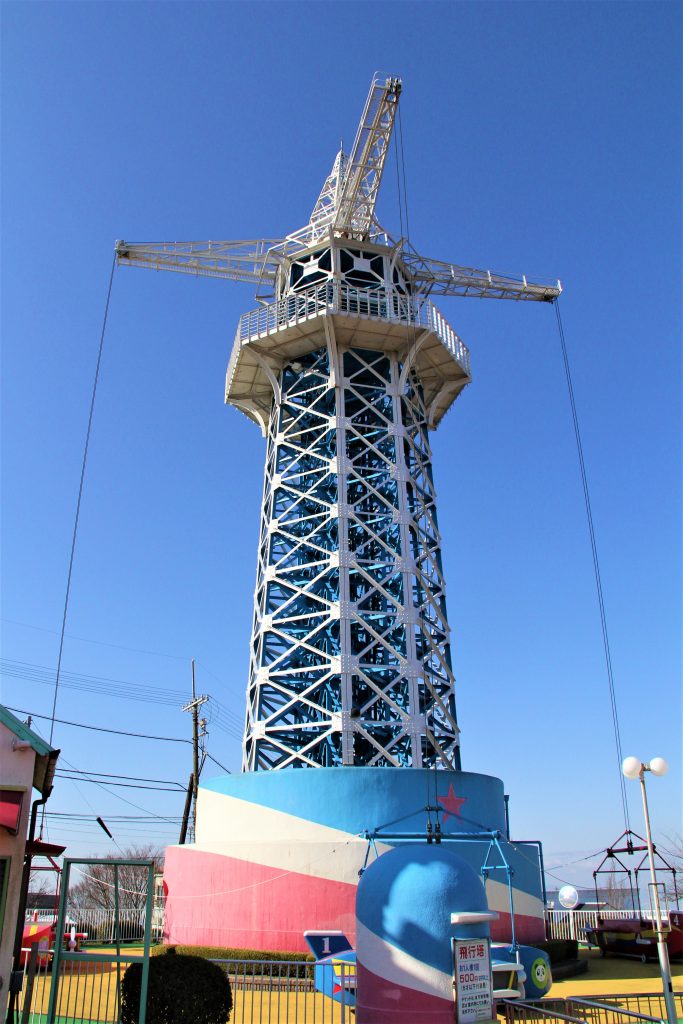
121,950,232,1024
535,939,579,964
150,944,314,963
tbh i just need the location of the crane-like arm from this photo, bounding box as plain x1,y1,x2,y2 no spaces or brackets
402,249,562,302
332,74,402,240
115,239,285,286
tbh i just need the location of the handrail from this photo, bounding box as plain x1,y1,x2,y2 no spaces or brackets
568,998,666,1023
229,280,471,388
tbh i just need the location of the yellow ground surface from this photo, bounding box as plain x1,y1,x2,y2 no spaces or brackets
19,946,682,1023
551,947,683,997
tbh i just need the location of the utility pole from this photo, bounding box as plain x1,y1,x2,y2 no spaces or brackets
182,659,208,842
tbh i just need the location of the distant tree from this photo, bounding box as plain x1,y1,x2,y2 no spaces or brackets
660,834,682,908
68,845,164,910
28,869,56,897
603,873,632,910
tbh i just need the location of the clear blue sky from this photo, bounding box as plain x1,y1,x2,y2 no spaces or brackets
2,2,680,890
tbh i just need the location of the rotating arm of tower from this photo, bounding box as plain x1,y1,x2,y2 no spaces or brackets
332,74,402,240
402,250,562,302
115,238,285,287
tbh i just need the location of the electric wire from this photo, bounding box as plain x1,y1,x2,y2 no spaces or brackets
555,301,630,832
49,255,116,747
8,706,233,774
54,768,185,785
55,775,184,793
46,813,183,821
6,706,191,743
2,655,243,737
0,616,190,661
2,657,188,705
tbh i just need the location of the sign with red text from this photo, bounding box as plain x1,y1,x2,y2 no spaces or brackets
454,938,494,1023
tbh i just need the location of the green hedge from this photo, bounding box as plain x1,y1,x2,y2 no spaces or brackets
151,944,314,963
151,945,314,978
534,939,579,964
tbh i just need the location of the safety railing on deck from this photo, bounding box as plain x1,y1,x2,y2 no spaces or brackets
231,279,470,375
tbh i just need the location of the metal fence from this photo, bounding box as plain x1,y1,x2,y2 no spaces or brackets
16,944,680,1024
500,993,683,1024
16,945,142,1024
16,950,352,1024
213,959,351,1024
25,906,165,944
544,910,670,944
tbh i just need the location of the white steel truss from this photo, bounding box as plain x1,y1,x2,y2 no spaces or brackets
243,339,460,772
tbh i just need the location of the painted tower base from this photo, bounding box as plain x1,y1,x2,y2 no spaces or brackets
162,768,544,954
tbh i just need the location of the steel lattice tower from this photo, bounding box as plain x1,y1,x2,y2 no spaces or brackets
117,74,560,774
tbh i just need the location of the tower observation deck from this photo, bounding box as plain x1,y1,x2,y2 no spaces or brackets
116,74,561,775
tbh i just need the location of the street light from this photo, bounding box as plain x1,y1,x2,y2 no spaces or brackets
622,756,677,1024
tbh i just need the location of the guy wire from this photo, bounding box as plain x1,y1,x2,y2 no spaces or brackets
48,256,117,750
555,300,630,831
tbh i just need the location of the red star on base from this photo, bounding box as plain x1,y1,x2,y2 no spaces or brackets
437,784,466,823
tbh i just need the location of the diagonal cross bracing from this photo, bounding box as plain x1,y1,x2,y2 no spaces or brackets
243,340,461,772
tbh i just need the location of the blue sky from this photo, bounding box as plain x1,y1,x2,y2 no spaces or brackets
1,1,680,889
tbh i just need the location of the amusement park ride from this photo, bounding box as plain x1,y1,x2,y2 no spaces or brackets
116,74,564,1014
117,74,561,774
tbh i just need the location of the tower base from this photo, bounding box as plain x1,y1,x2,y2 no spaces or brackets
162,768,545,953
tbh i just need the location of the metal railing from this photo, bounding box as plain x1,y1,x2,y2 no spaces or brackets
567,995,682,1024
17,947,679,1024
213,958,351,1023
15,950,351,1024
231,279,470,377
25,906,165,944
500,993,682,1024
545,909,671,943
16,945,143,1024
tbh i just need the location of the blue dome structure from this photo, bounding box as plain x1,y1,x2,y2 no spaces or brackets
356,844,493,1024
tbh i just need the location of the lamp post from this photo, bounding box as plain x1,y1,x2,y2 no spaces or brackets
622,755,677,1024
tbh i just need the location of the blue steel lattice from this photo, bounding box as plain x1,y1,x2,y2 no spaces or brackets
244,336,461,772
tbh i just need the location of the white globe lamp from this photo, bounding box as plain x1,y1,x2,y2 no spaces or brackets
622,756,642,780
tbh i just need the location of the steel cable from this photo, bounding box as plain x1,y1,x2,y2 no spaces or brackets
48,256,117,747
555,300,630,831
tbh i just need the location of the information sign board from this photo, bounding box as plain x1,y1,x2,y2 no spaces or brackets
453,938,494,1023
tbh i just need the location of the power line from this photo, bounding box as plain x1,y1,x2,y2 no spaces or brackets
6,706,191,744
54,768,185,785
9,705,233,775
55,774,184,793
46,813,183,821
0,616,190,661
3,656,244,736
1,657,188,705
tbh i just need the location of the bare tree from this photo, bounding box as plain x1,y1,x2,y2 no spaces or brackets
68,845,164,910
661,834,682,908
603,873,633,910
